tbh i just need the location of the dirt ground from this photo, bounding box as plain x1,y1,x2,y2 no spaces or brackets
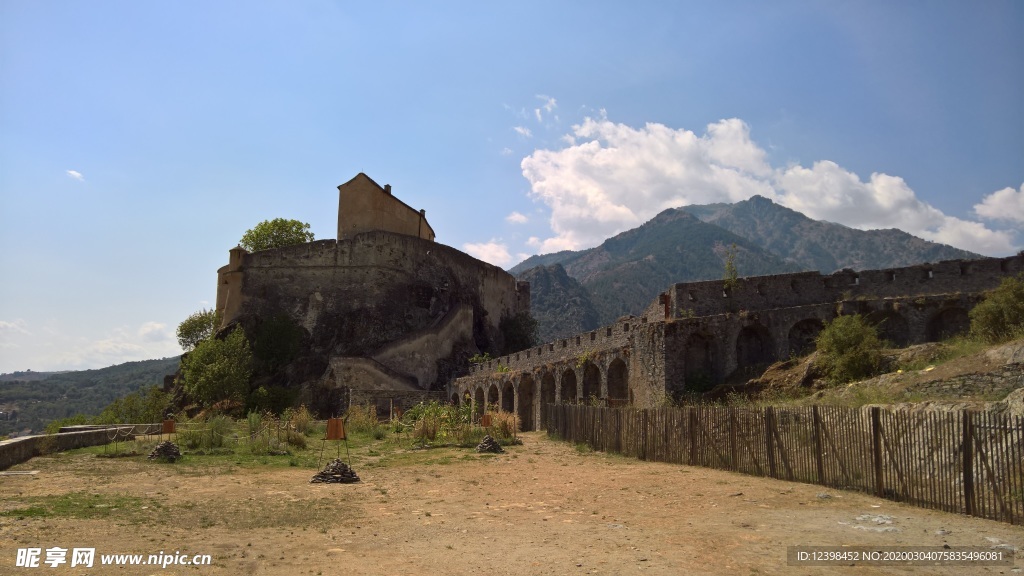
1,432,1022,575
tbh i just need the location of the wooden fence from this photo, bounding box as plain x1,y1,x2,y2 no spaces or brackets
545,404,1024,525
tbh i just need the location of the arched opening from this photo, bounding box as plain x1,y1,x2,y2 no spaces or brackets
501,381,515,413
866,310,910,347
474,387,485,417
788,318,824,357
560,369,577,404
926,307,970,342
582,362,601,403
684,333,715,392
607,358,628,402
487,383,499,410
736,324,775,371
518,374,535,432
540,372,556,429
450,392,459,405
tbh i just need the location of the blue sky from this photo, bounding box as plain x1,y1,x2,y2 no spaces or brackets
1,1,1022,373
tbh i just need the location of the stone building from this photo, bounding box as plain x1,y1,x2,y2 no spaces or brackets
215,173,530,416
451,254,1024,432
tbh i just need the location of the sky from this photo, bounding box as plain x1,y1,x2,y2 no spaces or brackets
1,1,1022,373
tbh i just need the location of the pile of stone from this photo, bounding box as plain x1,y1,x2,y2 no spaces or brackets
476,435,504,453
310,459,360,484
148,441,181,462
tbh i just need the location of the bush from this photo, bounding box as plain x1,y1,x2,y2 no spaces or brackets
180,326,253,408
816,315,883,384
488,410,520,442
345,404,380,435
970,274,1024,344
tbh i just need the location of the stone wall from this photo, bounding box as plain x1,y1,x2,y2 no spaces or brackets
0,427,144,471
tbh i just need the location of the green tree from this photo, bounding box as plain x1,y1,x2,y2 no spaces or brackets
970,273,1024,344
94,386,170,424
180,327,253,407
239,218,314,252
176,309,219,351
815,314,883,384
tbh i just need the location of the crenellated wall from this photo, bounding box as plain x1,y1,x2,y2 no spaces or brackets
452,253,1024,431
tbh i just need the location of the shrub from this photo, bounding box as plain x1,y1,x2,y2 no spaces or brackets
970,274,1024,344
180,326,253,408
488,410,520,442
816,315,883,384
345,404,380,435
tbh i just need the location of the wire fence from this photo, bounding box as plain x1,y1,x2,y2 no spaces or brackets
546,403,1024,525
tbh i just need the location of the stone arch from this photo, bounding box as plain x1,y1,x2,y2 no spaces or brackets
501,380,515,413
540,371,556,429
518,374,536,432
736,324,775,370
866,310,910,347
560,368,578,404
684,332,715,392
788,318,824,357
926,307,970,342
607,358,628,402
487,383,499,409
581,362,601,402
450,391,459,405
474,387,485,417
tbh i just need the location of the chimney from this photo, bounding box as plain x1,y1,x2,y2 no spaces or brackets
384,184,392,195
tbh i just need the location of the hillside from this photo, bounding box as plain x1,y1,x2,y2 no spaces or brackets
682,195,980,272
0,356,180,437
516,264,601,343
513,196,985,344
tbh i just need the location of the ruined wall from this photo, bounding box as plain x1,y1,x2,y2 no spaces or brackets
337,173,435,242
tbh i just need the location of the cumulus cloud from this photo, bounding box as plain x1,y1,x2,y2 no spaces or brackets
974,184,1024,224
66,170,84,181
520,116,1017,256
505,211,528,224
513,126,533,138
138,321,172,343
462,240,513,267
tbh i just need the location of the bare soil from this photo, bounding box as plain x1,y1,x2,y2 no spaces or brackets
2,432,1022,575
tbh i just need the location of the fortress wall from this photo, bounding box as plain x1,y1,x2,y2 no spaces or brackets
663,255,1022,319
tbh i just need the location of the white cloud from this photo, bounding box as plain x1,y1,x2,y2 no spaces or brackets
462,240,513,267
138,321,172,343
534,94,558,124
513,126,533,138
520,115,1017,256
505,211,528,224
66,170,84,182
0,319,31,335
974,184,1024,224
500,147,514,156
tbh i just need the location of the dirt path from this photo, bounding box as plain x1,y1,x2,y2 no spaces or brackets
1,432,1021,575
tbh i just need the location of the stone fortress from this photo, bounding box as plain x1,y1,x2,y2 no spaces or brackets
215,174,529,415
213,172,1022,423
451,252,1024,432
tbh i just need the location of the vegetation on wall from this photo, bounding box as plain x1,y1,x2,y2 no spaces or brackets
969,273,1024,344
239,218,315,252
815,314,883,384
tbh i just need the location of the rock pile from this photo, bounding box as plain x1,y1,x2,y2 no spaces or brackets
310,459,360,483
476,435,504,453
148,441,181,462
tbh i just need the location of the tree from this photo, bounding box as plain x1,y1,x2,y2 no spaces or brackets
723,243,739,291
176,309,219,351
815,314,883,384
180,327,253,407
970,273,1024,344
239,218,314,252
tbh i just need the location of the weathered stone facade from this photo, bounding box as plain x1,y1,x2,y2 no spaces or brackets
452,254,1024,431
214,174,529,416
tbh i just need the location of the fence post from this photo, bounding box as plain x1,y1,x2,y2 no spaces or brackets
871,406,884,498
765,407,777,478
729,408,738,471
963,410,975,517
812,405,825,484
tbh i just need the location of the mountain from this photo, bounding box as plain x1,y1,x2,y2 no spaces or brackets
0,356,180,437
682,195,980,272
513,209,802,339
517,264,601,343
512,196,984,344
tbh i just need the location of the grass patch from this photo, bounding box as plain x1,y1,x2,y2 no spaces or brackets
0,492,159,522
